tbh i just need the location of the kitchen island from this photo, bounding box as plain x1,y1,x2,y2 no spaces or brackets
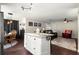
24,33,53,55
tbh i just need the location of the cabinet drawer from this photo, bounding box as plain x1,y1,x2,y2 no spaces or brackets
33,37,41,48
24,34,50,55
31,47,41,55
30,37,41,55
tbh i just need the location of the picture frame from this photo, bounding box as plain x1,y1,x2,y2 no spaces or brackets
28,22,33,26
38,23,41,27
34,22,37,27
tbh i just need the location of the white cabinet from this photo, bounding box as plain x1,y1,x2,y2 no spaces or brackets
24,33,51,55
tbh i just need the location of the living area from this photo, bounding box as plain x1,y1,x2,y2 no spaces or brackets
0,3,78,55
48,18,78,54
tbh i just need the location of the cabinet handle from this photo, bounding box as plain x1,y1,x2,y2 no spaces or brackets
34,38,36,40
33,48,36,50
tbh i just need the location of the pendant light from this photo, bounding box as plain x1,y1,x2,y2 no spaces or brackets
64,18,67,23
64,18,72,23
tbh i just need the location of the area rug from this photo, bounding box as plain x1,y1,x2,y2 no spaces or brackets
51,37,76,51
4,40,18,49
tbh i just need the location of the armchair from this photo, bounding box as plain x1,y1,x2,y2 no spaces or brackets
5,30,17,43
62,30,72,38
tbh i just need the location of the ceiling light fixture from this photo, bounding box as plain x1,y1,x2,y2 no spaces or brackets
21,3,32,11
8,13,13,15
64,18,72,23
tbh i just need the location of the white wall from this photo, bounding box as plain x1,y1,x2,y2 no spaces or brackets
1,5,20,20
49,20,78,38
19,18,46,33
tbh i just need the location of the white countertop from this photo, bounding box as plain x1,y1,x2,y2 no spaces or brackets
25,33,53,37
51,37,76,51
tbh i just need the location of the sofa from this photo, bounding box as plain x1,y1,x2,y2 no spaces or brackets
43,30,58,40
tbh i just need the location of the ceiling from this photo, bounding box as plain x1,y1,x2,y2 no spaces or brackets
0,3,79,22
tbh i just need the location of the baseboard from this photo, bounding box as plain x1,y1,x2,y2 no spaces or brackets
71,38,77,40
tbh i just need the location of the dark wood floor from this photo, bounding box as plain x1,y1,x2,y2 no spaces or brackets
4,40,32,55
4,39,78,55
51,45,78,55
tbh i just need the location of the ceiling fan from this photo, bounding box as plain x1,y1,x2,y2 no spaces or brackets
21,3,32,11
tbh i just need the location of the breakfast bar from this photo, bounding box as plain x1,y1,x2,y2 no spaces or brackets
24,33,53,55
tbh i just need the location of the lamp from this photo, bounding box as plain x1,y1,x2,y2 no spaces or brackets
7,21,10,24
7,20,13,24
10,21,13,23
